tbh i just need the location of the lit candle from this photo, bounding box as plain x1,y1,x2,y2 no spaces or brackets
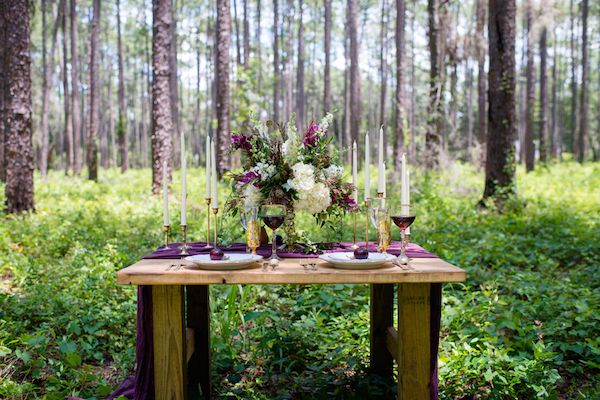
377,126,384,194
364,132,370,201
180,131,187,226
352,141,358,202
211,138,218,209
162,160,169,226
401,153,408,214
205,134,211,199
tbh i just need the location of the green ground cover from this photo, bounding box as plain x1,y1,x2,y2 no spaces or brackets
0,162,598,399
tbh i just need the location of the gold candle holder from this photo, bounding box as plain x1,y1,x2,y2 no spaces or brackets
179,224,190,255
351,210,358,249
205,198,212,248
364,200,370,249
162,225,171,249
212,208,219,247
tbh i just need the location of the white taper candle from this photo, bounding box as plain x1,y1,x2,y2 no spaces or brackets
162,160,169,226
364,132,370,201
205,135,211,199
377,126,385,194
180,132,187,225
352,141,358,202
211,139,218,209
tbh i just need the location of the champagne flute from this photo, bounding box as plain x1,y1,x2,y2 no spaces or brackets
260,204,286,261
375,207,391,253
391,205,416,265
242,206,261,255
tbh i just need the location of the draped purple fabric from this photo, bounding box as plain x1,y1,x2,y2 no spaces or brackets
81,241,442,400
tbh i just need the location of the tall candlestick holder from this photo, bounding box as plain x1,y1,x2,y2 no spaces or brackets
204,198,212,248
179,224,190,255
212,208,219,247
364,199,370,249
351,209,358,249
162,225,171,249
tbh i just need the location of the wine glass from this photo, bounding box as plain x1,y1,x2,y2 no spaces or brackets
391,205,416,265
241,206,260,255
260,204,286,261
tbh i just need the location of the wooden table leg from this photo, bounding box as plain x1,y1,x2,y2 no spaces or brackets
186,285,211,399
397,283,431,400
370,283,395,380
152,285,187,399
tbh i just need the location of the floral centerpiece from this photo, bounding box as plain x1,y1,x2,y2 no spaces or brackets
228,113,356,247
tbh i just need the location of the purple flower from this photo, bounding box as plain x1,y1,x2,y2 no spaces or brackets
236,170,260,189
231,133,252,151
342,195,358,211
303,124,320,147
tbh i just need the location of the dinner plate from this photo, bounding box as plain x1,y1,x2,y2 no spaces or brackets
184,253,263,270
319,252,396,269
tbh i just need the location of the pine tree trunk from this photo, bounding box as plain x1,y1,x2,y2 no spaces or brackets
323,0,332,114
170,2,180,166
41,0,62,178
140,65,148,168
3,0,35,213
243,0,249,68
216,0,231,173
61,0,73,174
577,0,588,162
273,0,280,121
426,0,441,168
482,0,516,200
380,0,388,155
343,12,351,165
151,0,174,194
408,1,416,161
569,0,577,155
393,0,404,170
550,28,559,159
296,0,305,133
466,61,474,155
70,0,82,174
539,27,548,163
256,0,262,92
0,1,5,183
524,3,535,172
475,0,486,146
233,0,241,66
117,0,128,172
108,76,116,167
86,0,100,181
348,0,361,148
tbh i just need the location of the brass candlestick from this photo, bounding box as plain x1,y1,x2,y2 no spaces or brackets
364,200,369,249
205,198,212,248
162,225,171,249
179,224,190,255
212,208,219,247
351,210,358,249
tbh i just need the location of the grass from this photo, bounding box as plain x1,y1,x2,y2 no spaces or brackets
0,161,598,399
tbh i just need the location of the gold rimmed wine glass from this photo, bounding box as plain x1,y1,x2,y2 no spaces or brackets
241,206,261,255
260,204,286,261
391,205,416,265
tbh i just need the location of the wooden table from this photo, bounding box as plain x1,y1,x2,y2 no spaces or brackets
117,257,465,399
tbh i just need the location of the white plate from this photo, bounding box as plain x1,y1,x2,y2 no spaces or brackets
319,252,396,269
184,253,263,270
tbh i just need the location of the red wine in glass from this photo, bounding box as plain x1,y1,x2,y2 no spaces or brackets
263,216,284,230
391,215,416,230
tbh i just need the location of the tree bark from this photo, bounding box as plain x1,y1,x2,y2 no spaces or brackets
408,0,416,161
550,28,559,159
170,0,180,167
86,0,100,181
243,0,249,68
256,0,262,91
273,0,280,121
152,0,174,194
216,0,231,173
569,0,577,155
539,27,548,163
61,0,73,173
524,3,535,172
40,0,62,178
296,0,305,133
475,0,486,147
426,0,441,168
323,0,332,114
343,8,351,165
466,61,474,155
3,0,35,213
482,0,516,200
0,1,5,182
116,0,128,172
108,75,116,167
348,0,361,148
393,0,404,171
70,0,82,174
233,0,241,66
577,0,588,162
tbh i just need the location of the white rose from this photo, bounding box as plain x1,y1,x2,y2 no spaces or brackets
243,185,262,207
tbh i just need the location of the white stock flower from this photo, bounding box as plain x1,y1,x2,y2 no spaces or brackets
253,162,276,181
243,184,262,207
323,164,343,180
288,163,331,214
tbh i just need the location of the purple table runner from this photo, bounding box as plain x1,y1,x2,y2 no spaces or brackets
103,242,441,400
142,240,436,259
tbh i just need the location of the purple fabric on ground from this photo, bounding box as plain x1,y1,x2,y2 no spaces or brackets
143,240,437,259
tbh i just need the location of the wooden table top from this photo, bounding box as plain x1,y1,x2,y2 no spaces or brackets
116,257,466,285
